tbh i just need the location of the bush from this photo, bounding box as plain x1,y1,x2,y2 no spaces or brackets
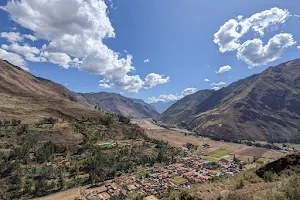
243,172,262,183
263,171,278,182
265,175,300,200
226,191,253,200
39,117,58,125
235,179,245,190
17,124,29,136
178,189,196,200
118,115,130,124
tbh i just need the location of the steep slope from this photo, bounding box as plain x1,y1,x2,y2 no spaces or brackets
158,90,215,126
150,101,176,113
132,98,158,113
186,59,300,142
78,93,159,119
0,59,101,122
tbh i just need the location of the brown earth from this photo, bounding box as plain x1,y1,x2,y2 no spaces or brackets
0,59,102,122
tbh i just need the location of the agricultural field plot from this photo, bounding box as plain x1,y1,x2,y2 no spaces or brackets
33,187,82,200
139,119,284,162
236,147,269,157
262,150,285,160
131,119,165,130
210,148,228,158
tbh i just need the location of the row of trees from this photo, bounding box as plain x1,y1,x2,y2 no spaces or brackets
0,119,21,127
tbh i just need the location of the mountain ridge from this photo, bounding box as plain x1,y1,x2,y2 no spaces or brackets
158,89,215,126
78,92,159,119
0,59,101,122
0,59,159,121
160,58,300,142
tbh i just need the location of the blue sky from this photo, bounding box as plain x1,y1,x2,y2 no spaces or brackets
0,0,299,102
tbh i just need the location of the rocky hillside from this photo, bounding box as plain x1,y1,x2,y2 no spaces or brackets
158,90,215,126
0,59,101,122
160,59,300,142
78,93,159,119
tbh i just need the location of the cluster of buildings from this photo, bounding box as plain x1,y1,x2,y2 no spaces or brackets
44,156,71,168
79,154,244,200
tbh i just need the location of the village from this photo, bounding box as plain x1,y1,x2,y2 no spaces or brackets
78,150,245,200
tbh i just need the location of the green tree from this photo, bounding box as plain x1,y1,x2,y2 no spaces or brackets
35,178,48,197
17,124,29,136
24,179,34,195
58,168,65,190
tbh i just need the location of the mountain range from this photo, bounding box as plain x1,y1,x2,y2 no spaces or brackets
2,58,300,143
77,93,159,119
159,59,300,143
150,101,176,113
0,59,159,121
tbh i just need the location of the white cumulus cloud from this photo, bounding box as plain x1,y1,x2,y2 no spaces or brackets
1,32,22,43
237,33,296,68
214,8,295,68
0,48,28,71
144,59,150,63
23,34,37,42
211,86,220,91
143,73,170,89
99,83,114,89
211,82,227,86
99,78,110,83
181,87,197,96
1,32,37,43
148,94,183,103
216,65,232,73
41,51,72,69
214,8,291,53
239,7,290,36
1,43,45,62
204,79,210,82
148,87,197,103
1,0,169,92
214,19,242,53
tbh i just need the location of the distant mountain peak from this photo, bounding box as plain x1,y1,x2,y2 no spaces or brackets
150,101,177,113
79,93,159,119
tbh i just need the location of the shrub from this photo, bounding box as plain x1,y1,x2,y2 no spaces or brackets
243,172,262,183
226,191,253,200
235,179,245,190
263,171,278,182
265,175,300,200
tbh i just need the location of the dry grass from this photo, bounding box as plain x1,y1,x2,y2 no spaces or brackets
184,171,274,200
237,147,268,157
32,187,82,200
0,60,101,122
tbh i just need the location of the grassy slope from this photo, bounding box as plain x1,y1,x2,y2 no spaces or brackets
0,59,101,122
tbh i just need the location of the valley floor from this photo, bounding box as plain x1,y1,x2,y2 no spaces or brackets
133,119,285,165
